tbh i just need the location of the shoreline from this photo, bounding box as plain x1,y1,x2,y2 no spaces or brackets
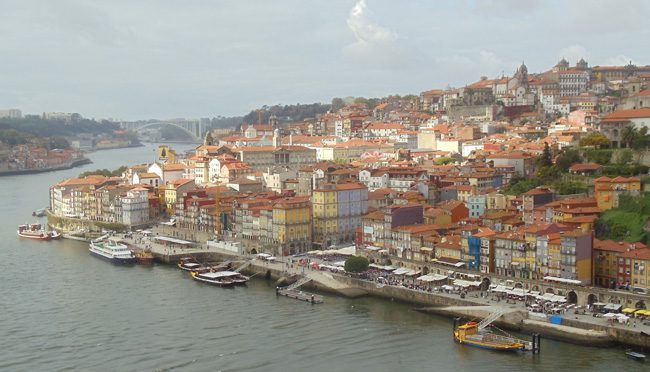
137,241,650,351
57,232,650,351
0,157,92,177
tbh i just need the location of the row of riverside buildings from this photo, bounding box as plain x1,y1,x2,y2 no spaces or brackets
49,59,650,292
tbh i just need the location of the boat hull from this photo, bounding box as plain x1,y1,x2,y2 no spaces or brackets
454,334,525,352
17,231,52,240
89,249,135,265
135,257,155,265
191,272,236,287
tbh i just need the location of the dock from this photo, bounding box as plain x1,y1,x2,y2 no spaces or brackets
276,277,324,304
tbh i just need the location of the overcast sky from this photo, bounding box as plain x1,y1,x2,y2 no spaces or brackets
1,0,649,120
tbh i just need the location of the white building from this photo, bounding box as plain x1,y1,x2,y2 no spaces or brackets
0,109,22,119
121,188,149,226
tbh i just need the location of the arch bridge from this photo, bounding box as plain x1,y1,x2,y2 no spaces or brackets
120,120,206,141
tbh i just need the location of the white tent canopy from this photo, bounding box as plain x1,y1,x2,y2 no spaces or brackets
417,274,448,282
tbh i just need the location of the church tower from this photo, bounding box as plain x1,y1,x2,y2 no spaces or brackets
272,128,281,148
269,114,279,130
514,62,529,90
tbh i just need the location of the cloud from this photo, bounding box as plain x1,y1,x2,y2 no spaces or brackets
346,0,397,45
342,0,402,69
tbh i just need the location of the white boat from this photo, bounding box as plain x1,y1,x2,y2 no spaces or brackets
191,270,249,287
89,238,135,264
17,223,61,241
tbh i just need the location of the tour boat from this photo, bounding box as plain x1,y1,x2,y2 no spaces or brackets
89,238,135,264
190,270,249,287
17,224,60,240
453,320,528,352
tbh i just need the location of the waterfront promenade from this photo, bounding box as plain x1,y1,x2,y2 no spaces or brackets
111,229,650,349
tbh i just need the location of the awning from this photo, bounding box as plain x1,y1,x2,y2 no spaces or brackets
604,303,622,311
154,236,194,245
417,274,447,282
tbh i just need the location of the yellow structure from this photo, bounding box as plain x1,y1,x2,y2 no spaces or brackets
158,145,176,163
272,197,312,255
312,182,368,248
164,178,194,216
594,176,641,210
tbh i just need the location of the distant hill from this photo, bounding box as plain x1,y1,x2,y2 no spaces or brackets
241,103,331,125
0,117,120,145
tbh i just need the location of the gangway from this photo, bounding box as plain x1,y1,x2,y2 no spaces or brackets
234,261,250,273
276,276,323,304
283,276,312,291
478,309,505,331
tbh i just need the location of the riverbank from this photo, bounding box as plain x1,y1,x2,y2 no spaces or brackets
0,157,92,177
106,232,650,351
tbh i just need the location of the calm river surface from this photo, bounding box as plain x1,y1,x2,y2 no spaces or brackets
0,143,642,371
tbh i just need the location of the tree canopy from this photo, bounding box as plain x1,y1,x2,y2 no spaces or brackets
344,256,369,273
79,166,128,178
579,132,610,148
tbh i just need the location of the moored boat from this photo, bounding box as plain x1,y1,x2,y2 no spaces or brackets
190,270,249,287
89,238,135,264
133,249,155,265
17,223,59,240
453,320,528,352
178,257,202,271
32,208,47,217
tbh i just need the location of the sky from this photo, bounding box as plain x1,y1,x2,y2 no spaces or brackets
1,0,649,120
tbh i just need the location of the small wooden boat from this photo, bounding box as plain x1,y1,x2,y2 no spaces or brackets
626,350,646,361
191,270,249,287
453,320,527,352
133,249,154,265
177,257,201,271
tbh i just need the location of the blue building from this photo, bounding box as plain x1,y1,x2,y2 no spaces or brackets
467,195,486,218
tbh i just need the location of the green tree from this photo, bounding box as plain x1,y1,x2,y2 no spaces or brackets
616,149,633,165
621,126,637,149
344,256,369,273
434,156,456,165
580,133,610,148
537,142,553,168
331,98,345,112
535,166,560,181
48,136,70,149
354,97,369,107
555,149,582,171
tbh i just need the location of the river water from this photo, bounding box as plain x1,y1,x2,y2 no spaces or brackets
0,143,641,371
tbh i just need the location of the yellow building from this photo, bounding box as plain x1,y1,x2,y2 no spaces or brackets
273,196,312,255
192,157,210,185
594,176,641,210
164,179,195,216
312,182,368,248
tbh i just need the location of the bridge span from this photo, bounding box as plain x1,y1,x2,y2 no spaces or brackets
120,120,208,141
